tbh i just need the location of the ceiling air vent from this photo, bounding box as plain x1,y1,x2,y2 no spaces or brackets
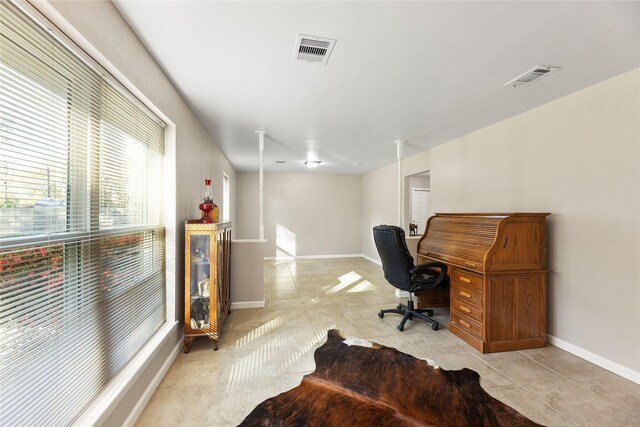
294,34,336,65
504,65,561,87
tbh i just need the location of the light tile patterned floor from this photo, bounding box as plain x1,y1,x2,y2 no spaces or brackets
136,258,640,427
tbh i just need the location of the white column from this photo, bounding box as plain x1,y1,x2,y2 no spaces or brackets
394,140,405,228
256,131,267,240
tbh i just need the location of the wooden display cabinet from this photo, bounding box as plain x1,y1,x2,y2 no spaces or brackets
184,221,231,352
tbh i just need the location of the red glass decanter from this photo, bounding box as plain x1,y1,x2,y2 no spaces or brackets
198,179,218,223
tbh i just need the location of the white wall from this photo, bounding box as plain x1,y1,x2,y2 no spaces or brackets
361,151,432,260
235,172,260,239
37,1,237,424
361,162,398,259
362,68,640,379
237,172,362,257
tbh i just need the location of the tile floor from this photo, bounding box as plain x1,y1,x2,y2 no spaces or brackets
136,258,640,427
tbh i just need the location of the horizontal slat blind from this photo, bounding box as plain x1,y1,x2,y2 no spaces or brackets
0,2,166,426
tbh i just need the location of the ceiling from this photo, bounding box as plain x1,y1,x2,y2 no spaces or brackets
113,1,640,175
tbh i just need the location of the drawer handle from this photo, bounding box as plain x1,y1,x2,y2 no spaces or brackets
459,276,471,283
459,291,471,298
465,262,477,268
459,319,470,328
459,305,471,313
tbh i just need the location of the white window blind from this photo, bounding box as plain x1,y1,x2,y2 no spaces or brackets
0,2,166,426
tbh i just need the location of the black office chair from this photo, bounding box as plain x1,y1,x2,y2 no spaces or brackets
373,225,447,331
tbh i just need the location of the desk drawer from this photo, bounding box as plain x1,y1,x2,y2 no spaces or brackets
451,311,483,340
451,267,484,292
451,283,483,307
451,295,483,322
425,253,483,273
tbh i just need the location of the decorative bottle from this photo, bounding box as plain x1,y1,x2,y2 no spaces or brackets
199,179,219,223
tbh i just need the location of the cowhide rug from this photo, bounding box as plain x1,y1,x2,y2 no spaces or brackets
239,329,542,427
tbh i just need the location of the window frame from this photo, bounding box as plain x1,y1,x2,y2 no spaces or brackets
222,172,230,223
0,1,177,424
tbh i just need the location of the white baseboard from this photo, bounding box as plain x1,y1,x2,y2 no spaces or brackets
264,253,383,265
361,254,382,265
300,253,362,259
231,300,266,309
232,239,267,244
547,334,640,385
123,337,182,427
264,253,362,260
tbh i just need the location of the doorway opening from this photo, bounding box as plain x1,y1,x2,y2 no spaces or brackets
404,171,430,236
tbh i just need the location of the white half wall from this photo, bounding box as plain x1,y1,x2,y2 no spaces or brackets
236,172,362,257
362,68,640,378
231,239,266,304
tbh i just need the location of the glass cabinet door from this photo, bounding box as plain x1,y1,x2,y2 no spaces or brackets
189,234,210,330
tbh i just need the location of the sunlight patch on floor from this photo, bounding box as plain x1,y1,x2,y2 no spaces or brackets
325,271,362,294
231,297,322,349
231,317,284,349
347,280,377,293
224,321,335,390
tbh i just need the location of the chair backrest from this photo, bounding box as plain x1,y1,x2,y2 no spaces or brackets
373,225,415,290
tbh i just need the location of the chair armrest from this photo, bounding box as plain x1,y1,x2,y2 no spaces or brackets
409,262,447,285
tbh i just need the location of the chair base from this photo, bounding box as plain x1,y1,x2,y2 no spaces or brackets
378,298,439,331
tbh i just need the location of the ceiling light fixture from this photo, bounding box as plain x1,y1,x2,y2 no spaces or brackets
304,160,322,169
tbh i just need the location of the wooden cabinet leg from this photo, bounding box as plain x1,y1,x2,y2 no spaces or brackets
211,337,219,351
207,335,219,351
183,337,193,353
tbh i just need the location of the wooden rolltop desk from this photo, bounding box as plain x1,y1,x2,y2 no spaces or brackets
417,213,550,353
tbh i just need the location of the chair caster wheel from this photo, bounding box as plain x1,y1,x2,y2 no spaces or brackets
431,323,439,331
397,325,404,331
378,312,384,318
397,304,403,310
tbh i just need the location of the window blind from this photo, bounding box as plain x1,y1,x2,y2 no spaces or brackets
0,2,166,426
